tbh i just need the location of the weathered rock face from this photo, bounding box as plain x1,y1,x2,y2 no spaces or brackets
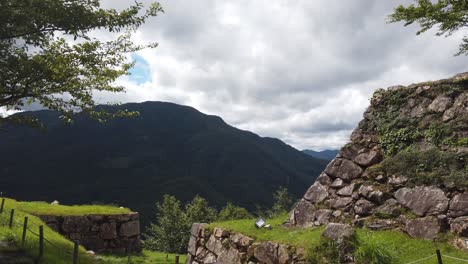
38,213,141,254
324,158,363,181
449,193,468,218
289,72,468,241
405,217,441,240
395,187,449,216
186,224,306,264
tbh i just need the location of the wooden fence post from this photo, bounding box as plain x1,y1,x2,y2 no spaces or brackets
73,240,79,264
436,249,443,264
175,255,179,264
38,226,44,260
22,216,28,246
0,198,4,214
9,209,14,228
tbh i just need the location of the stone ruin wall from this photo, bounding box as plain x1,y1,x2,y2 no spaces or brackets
38,213,142,254
186,223,307,264
289,72,468,244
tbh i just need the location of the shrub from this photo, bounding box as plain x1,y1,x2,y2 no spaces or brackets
145,195,218,254
218,202,253,220
144,195,190,254
270,186,294,216
425,122,453,146
380,147,467,187
379,128,422,156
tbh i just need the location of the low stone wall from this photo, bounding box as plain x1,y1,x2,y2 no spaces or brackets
186,223,306,264
38,213,142,254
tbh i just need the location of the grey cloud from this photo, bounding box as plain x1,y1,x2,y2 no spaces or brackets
97,0,467,150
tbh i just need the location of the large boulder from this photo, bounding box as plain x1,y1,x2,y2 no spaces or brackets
230,233,254,248
191,223,206,238
405,217,440,240
448,193,468,218
314,209,332,225
278,244,291,264
206,235,224,256
217,247,242,264
322,223,355,243
450,216,468,237
395,187,448,216
443,92,468,121
337,183,356,197
293,199,316,227
331,197,353,209
354,199,375,216
253,242,278,264
316,173,332,186
324,158,363,181
353,150,382,167
428,95,453,113
303,182,329,204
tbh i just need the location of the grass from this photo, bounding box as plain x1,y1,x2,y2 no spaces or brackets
209,214,468,264
0,199,98,264
2,198,131,216
99,250,186,263
209,213,323,249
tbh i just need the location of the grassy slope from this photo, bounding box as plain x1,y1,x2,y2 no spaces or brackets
0,198,183,264
209,214,468,264
3,198,131,216
0,198,97,264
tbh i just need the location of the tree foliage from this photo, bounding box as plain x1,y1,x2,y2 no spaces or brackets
388,0,468,56
218,202,253,221
0,0,163,126
145,195,219,254
145,195,189,254
186,195,218,225
271,186,294,215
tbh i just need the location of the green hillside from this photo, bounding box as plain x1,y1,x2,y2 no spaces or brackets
0,198,185,264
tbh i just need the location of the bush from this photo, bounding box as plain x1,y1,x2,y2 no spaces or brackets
186,195,218,224
218,202,253,220
380,147,467,187
144,195,189,254
145,195,218,254
379,127,422,156
425,122,453,146
270,186,294,216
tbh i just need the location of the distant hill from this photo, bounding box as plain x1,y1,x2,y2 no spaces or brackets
0,101,327,226
302,149,339,161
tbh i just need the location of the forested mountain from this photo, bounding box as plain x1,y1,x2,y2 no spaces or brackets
302,149,339,161
0,101,327,225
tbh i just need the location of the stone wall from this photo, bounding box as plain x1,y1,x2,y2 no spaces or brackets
38,213,142,254
186,223,306,264
289,72,468,242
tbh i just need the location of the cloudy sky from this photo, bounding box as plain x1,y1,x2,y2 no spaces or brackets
52,1,468,150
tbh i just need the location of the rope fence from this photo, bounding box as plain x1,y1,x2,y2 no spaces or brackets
0,197,80,263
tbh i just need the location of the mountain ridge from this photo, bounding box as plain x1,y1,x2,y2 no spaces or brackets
302,149,339,161
0,101,327,226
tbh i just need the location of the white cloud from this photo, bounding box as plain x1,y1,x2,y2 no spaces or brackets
85,1,468,150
